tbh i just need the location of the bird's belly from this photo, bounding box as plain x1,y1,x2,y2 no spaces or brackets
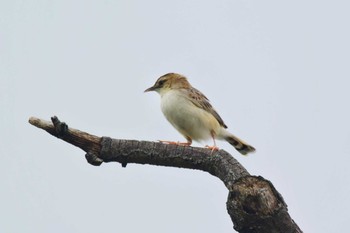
161,93,219,141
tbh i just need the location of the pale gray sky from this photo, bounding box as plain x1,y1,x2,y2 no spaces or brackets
1,0,349,232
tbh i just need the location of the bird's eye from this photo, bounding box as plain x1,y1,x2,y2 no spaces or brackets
158,80,165,86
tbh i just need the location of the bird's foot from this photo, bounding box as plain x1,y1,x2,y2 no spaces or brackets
158,140,192,146
205,145,219,153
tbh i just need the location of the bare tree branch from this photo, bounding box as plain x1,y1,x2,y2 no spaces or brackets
29,116,302,233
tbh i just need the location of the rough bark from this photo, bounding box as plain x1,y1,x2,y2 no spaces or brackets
29,116,302,233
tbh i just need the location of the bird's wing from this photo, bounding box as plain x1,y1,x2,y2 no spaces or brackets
183,88,228,128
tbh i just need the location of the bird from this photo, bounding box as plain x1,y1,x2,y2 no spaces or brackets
144,73,255,155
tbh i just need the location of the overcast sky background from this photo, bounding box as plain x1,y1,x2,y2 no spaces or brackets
1,0,349,232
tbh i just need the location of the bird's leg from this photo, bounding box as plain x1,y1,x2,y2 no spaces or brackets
205,131,219,153
159,138,192,146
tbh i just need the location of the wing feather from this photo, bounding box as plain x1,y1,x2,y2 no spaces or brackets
181,88,227,128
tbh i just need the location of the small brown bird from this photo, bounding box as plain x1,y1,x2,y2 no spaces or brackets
145,73,255,155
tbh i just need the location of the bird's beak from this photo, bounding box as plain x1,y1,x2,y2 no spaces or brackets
144,86,157,92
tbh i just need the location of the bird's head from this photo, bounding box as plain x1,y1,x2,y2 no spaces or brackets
144,73,191,95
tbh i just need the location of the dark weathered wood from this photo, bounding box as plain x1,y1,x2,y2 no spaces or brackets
227,176,302,233
29,116,302,233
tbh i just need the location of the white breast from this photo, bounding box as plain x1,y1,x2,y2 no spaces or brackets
160,90,221,142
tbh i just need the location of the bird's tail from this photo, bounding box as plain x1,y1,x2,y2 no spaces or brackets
225,134,255,155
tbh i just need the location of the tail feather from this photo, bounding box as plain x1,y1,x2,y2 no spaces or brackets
225,134,255,155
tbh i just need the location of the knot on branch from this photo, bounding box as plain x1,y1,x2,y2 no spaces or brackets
51,116,68,137
85,152,104,166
